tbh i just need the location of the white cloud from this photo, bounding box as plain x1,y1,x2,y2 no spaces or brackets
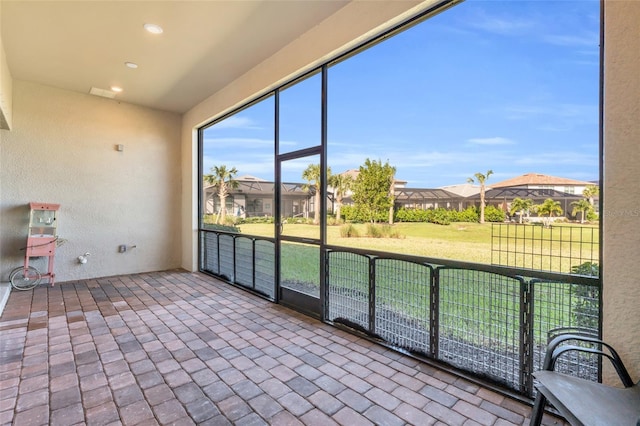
513,151,598,166
209,115,259,130
543,33,598,48
466,13,534,36
504,103,598,129
203,137,272,147
468,137,515,146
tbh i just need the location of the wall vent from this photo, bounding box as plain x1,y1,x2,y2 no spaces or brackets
89,87,117,99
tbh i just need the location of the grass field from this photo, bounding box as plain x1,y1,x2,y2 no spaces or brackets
238,221,599,269
210,221,599,367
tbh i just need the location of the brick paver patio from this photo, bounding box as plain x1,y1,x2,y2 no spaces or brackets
0,270,563,425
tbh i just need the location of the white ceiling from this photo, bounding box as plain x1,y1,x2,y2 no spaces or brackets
1,0,350,113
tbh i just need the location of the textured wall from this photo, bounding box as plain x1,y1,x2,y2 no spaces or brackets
0,81,182,283
603,0,640,383
0,0,12,130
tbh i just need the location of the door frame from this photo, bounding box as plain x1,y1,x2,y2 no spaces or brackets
275,147,325,318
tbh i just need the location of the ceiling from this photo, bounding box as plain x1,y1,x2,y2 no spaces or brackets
1,1,350,113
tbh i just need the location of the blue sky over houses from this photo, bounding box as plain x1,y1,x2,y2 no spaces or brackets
203,0,600,188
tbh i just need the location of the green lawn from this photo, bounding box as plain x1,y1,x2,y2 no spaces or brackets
238,221,599,269
229,221,599,348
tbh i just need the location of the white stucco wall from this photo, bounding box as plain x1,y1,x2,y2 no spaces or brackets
0,0,12,130
180,0,445,271
603,0,640,383
0,81,182,283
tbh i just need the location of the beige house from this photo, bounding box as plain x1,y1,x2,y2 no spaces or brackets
204,177,318,220
491,173,596,196
0,0,638,390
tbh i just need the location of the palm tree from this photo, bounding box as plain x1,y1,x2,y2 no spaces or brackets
509,197,534,224
583,184,599,206
302,164,331,225
571,199,593,224
534,198,563,228
328,173,353,223
204,165,239,224
468,170,493,224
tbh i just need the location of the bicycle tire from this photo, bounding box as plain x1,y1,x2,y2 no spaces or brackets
9,266,41,290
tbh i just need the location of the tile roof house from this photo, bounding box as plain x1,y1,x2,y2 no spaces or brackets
490,173,596,195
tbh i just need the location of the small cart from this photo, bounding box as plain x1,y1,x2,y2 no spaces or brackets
10,202,60,290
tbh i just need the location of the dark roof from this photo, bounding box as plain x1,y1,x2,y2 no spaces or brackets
205,180,312,196
479,187,583,200
395,188,461,201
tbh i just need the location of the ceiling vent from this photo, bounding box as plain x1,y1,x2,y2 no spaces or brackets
89,87,117,99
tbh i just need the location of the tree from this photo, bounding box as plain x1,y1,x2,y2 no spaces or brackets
509,197,534,224
534,198,563,228
583,184,599,206
302,164,330,225
468,170,493,224
388,175,396,225
571,199,593,224
352,159,396,223
328,173,354,223
204,165,239,224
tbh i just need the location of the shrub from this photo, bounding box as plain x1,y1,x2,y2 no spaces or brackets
570,262,600,331
484,205,506,222
395,207,430,223
203,214,217,224
341,205,363,223
366,223,383,238
427,208,452,225
203,223,240,233
342,205,388,223
394,206,480,224
285,217,313,225
383,225,404,239
223,216,238,226
327,216,341,226
363,223,405,238
455,206,479,223
239,216,274,224
340,224,360,238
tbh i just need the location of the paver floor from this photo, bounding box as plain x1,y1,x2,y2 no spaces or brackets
0,270,563,425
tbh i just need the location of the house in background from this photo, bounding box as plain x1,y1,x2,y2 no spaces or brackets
204,176,276,219
482,187,584,221
212,171,603,221
491,173,595,196
204,175,320,220
439,183,481,198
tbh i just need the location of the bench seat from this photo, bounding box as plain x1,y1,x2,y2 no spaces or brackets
529,332,637,426
533,370,640,426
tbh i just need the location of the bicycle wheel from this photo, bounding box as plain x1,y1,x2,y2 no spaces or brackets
9,266,42,290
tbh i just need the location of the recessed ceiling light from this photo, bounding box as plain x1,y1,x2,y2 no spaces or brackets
125,62,138,69
110,86,123,93
144,23,163,34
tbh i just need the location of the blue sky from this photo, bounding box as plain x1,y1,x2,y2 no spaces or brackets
203,0,600,188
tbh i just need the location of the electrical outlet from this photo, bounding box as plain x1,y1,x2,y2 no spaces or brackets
118,245,127,253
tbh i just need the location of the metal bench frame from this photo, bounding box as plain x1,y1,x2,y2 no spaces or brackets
530,333,638,426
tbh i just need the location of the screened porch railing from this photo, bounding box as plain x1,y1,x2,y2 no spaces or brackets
199,229,600,398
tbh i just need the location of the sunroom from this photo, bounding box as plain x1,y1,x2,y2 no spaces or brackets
1,0,638,424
